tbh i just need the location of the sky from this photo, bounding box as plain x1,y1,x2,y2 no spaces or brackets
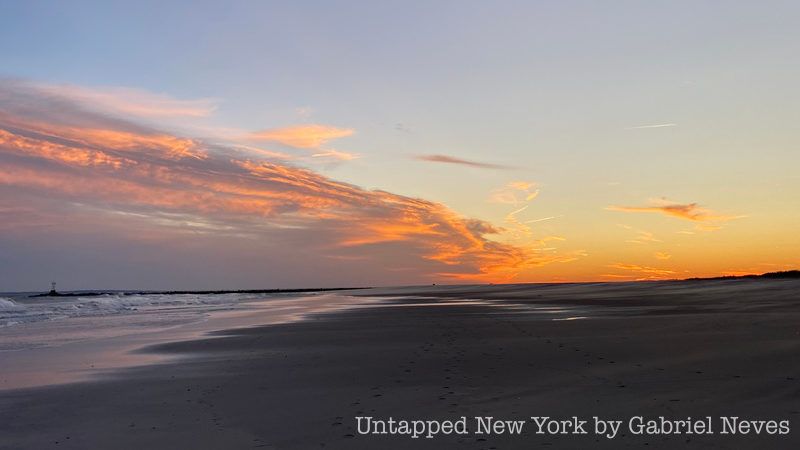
1,1,798,291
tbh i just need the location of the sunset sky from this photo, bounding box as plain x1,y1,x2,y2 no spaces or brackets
1,1,798,291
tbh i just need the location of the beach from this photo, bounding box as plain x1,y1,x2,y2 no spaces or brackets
1,278,799,449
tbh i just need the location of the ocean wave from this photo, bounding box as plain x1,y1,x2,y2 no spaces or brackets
0,297,24,311
0,293,256,328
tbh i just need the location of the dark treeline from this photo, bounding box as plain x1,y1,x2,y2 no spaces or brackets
687,270,800,281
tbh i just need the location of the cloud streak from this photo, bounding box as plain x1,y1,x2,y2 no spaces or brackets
608,199,742,223
26,80,218,118
415,154,510,170
608,263,676,279
311,149,360,161
626,123,677,130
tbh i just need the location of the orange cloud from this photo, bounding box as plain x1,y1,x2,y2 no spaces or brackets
619,225,662,244
249,124,354,149
0,111,205,160
608,199,743,222
439,249,587,282
608,263,676,279
0,129,132,169
654,252,672,260
0,85,565,283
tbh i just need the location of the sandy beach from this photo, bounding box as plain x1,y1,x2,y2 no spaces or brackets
1,278,799,449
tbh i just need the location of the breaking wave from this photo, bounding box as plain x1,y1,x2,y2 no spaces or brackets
0,293,254,328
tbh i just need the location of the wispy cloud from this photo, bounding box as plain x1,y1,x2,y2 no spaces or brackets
619,224,661,244
608,263,676,279
249,124,354,149
415,154,510,170
626,123,677,130
654,252,672,260
229,144,294,161
627,230,661,244
294,106,314,120
26,80,218,118
491,181,539,204
489,183,577,275
694,223,722,232
311,149,360,161
608,199,743,223
247,124,358,163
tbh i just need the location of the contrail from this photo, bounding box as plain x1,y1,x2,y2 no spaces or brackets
525,216,558,224
626,123,677,130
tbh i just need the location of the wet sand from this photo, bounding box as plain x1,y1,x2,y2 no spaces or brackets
1,278,799,449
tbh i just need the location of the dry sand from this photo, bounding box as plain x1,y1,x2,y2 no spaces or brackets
1,278,799,449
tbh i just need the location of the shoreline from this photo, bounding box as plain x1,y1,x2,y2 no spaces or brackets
0,292,382,390
27,287,372,298
14,269,800,299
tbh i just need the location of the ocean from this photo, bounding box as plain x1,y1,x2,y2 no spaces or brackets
0,291,376,389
